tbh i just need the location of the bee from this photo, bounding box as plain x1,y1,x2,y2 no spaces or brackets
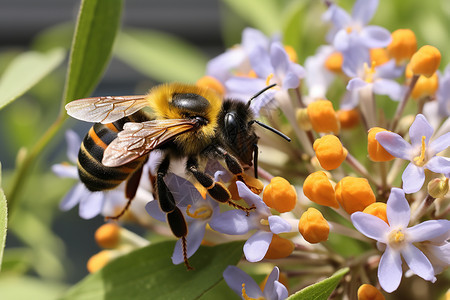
65,82,290,269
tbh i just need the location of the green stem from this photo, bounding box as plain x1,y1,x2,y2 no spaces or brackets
390,74,419,132
7,112,67,222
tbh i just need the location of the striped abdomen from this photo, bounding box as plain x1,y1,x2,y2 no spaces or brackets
77,111,151,191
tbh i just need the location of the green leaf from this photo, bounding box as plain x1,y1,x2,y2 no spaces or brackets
220,0,282,35
62,240,244,300
0,162,7,271
0,48,65,110
288,268,349,300
0,276,67,300
114,29,208,83
63,0,123,103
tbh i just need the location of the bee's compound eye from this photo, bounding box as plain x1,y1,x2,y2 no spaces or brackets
224,112,239,136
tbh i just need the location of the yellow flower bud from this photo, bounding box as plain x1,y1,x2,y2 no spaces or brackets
263,177,297,213
387,29,417,64
87,250,113,273
307,100,340,134
298,207,330,243
370,48,390,66
303,171,339,209
284,45,298,63
357,284,386,300
367,127,395,162
337,109,360,129
325,52,343,73
264,234,295,259
409,45,441,78
313,135,348,170
428,177,449,198
335,177,376,214
296,108,313,131
95,223,121,249
363,202,388,224
196,75,225,98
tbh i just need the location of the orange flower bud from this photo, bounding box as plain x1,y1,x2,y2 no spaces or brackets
303,171,339,208
313,135,348,170
263,177,297,213
409,45,441,78
363,202,388,224
284,45,298,63
325,52,343,73
95,223,121,249
298,208,330,243
387,29,417,64
307,100,340,134
370,48,390,66
411,72,439,99
87,250,112,273
264,234,295,259
367,127,395,162
338,109,360,129
196,75,225,97
335,177,376,214
357,284,386,300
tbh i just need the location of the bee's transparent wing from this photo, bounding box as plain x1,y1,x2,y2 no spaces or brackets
102,119,197,167
65,95,148,124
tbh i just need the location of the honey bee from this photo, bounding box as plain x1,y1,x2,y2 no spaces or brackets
65,82,290,269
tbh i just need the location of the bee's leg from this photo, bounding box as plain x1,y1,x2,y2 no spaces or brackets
105,165,143,221
156,154,193,270
186,157,255,215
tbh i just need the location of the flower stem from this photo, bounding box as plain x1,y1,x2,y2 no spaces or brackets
410,194,435,224
390,74,419,131
345,152,382,190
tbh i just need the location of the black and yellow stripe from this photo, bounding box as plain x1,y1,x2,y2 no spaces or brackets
77,111,151,192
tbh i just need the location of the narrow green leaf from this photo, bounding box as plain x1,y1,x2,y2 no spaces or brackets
287,268,349,300
0,276,67,300
63,0,123,103
62,241,244,300
0,48,65,110
220,0,282,35
114,29,208,83
0,162,7,271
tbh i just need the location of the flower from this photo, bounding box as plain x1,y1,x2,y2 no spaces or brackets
335,176,376,214
307,100,340,134
387,29,417,65
351,188,450,293
223,265,288,300
376,114,450,193
262,177,297,213
437,64,450,117
357,284,386,300
303,171,339,209
210,181,292,262
367,127,395,162
409,45,441,78
298,207,330,243
313,135,348,170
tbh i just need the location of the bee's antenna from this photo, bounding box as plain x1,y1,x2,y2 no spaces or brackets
247,83,277,107
249,120,291,142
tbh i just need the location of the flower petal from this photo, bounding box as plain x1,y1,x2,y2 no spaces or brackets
351,212,389,242
250,45,273,78
243,231,273,262
347,78,368,91
373,79,404,101
351,0,379,25
65,130,82,163
262,267,279,297
425,156,450,175
428,132,450,156
375,131,412,160
407,220,450,243
328,4,351,29
59,183,85,211
209,210,253,235
237,181,270,213
401,244,436,282
386,188,410,228
145,198,166,222
409,114,433,147
223,266,264,298
52,163,78,179
378,247,403,293
359,26,392,48
268,216,292,234
79,191,104,219
402,163,425,194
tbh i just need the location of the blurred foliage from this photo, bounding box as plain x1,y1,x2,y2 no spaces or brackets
0,0,448,299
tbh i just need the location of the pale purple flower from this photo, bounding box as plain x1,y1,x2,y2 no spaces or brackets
376,114,450,193
351,188,450,293
437,64,450,117
304,45,335,102
225,41,305,115
223,265,288,300
209,181,292,262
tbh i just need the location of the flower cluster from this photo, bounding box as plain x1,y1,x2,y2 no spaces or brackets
56,0,450,299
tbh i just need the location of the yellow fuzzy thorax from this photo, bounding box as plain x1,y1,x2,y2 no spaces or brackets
145,83,223,155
